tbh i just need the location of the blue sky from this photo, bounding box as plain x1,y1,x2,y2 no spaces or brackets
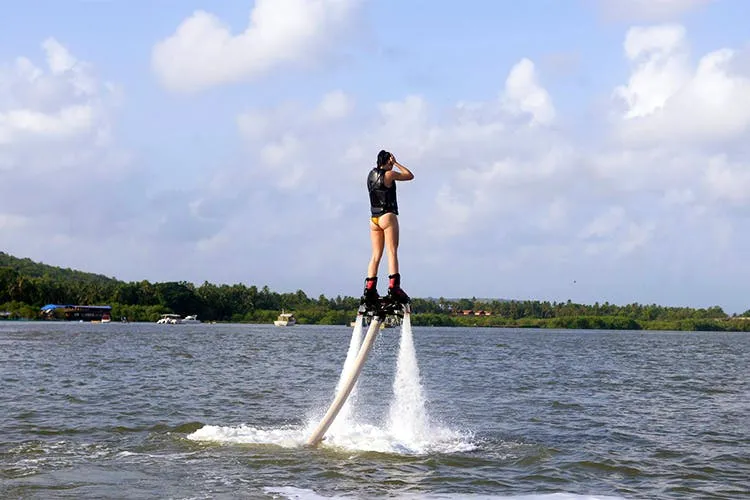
2,0,750,313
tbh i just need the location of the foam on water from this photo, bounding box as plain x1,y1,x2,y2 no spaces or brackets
188,424,307,448
187,412,473,454
263,487,625,500
188,316,476,454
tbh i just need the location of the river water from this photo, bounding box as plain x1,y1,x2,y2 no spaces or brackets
0,320,747,499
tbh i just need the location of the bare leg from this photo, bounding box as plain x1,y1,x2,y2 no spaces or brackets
367,221,384,277
376,213,409,303
379,213,400,276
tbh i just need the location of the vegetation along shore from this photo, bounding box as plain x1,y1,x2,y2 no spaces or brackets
2,252,749,331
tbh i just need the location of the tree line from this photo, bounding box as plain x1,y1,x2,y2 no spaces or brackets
1,252,749,330
0,265,360,324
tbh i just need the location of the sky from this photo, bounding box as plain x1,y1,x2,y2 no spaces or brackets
2,0,750,313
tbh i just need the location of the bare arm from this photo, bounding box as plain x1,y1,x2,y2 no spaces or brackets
387,155,414,182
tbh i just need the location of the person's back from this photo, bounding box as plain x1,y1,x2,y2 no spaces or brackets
367,167,399,217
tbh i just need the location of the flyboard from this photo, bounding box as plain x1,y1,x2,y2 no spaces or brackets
306,297,409,447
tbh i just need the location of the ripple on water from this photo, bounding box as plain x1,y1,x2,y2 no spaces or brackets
1,324,748,499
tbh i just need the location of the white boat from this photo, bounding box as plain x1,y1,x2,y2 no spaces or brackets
274,312,296,326
157,314,182,324
182,315,201,324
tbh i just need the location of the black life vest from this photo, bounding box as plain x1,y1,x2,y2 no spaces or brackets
367,167,398,216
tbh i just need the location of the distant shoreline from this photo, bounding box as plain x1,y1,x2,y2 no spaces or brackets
3,251,748,331
4,314,750,332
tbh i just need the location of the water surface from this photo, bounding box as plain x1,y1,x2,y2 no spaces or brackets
1,321,747,499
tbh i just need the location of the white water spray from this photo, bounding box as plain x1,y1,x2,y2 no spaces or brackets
328,315,364,431
387,313,429,443
192,312,475,453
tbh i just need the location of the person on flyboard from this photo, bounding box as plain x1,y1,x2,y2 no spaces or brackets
361,150,414,313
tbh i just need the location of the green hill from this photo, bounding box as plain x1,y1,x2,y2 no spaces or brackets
0,251,120,285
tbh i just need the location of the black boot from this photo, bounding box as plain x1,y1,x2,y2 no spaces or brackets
360,277,379,308
387,273,410,304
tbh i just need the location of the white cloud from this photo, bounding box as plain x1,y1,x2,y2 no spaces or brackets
596,0,714,22
43,38,77,75
260,134,301,167
0,105,94,143
6,19,750,313
315,90,354,121
538,198,568,231
614,24,690,118
614,25,750,144
624,220,656,252
204,27,750,309
188,58,569,296
236,109,270,141
705,155,750,205
0,38,137,277
221,57,575,285
151,0,362,93
502,58,555,126
663,187,696,206
42,38,97,97
580,206,627,239
0,38,118,158
235,93,364,192
579,207,656,257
